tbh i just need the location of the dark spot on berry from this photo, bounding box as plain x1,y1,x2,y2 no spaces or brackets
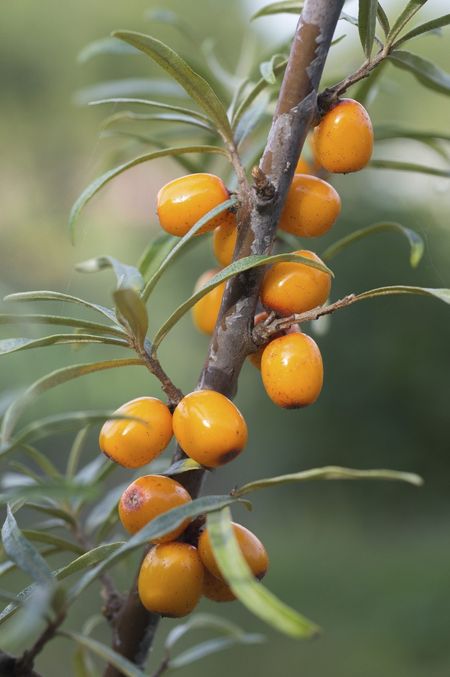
218,449,240,465
124,487,143,511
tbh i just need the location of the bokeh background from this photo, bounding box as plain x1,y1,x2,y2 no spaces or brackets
1,0,449,675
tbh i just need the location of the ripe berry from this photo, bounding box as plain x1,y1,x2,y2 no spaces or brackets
313,98,373,173
99,397,173,468
118,475,191,542
261,249,331,316
191,269,225,335
157,173,235,237
261,332,323,408
198,522,269,581
295,156,313,175
279,174,341,237
203,569,236,602
213,221,237,267
138,542,204,617
248,311,300,370
173,390,248,468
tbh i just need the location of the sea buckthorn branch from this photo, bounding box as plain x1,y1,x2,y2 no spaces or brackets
252,294,358,345
103,3,346,675
135,341,183,408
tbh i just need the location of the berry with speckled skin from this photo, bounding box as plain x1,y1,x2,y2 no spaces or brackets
261,250,331,317
313,99,373,173
157,173,235,237
138,543,204,617
261,332,323,408
173,390,248,468
99,397,173,468
118,475,191,542
279,174,341,237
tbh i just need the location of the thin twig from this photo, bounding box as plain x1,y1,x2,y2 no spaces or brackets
136,342,183,408
14,610,66,676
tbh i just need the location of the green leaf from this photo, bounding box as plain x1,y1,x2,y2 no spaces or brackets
152,253,333,351
387,0,429,44
70,495,242,599
69,145,227,240
20,443,61,478
0,358,144,444
232,60,287,129
234,465,424,497
207,508,319,638
138,233,178,281
388,50,450,96
0,313,125,336
369,159,450,177
1,506,54,585
251,1,302,19
0,478,98,504
85,484,126,534
113,31,233,142
394,14,450,46
358,0,378,57
141,197,238,301
76,256,144,291
4,290,117,324
113,289,148,347
376,3,391,37
170,635,264,669
340,12,359,27
89,96,211,122
66,427,89,478
77,37,140,63
260,54,288,85
19,530,84,556
62,633,147,677
163,458,203,477
355,285,450,304
73,78,185,106
321,222,424,268
101,110,215,133
165,612,255,649
0,333,128,356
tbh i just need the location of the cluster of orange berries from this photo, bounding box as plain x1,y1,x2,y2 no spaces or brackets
99,392,267,616
157,98,373,409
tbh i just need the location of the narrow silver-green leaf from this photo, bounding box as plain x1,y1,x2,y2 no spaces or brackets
0,479,97,504
20,530,84,556
101,110,215,133
170,635,264,669
260,54,287,85
152,253,333,351
369,158,450,177
141,197,237,302
89,97,211,122
62,633,147,677
4,290,117,323
74,78,185,106
232,60,287,129
207,508,319,638
322,222,424,268
376,3,390,36
138,233,178,280
1,506,54,585
355,285,450,304
234,465,423,497
76,256,144,291
113,31,232,141
70,495,242,599
387,0,429,44
0,333,128,356
77,37,140,63
163,458,203,477
165,613,253,649
358,0,378,57
388,50,450,96
251,1,302,19
0,313,125,336
394,14,450,46
69,145,227,239
113,289,148,347
0,358,143,444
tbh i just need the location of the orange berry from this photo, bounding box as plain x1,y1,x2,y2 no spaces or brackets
157,173,234,237
260,249,331,316
313,98,373,173
261,332,323,408
279,174,341,237
191,269,225,335
118,475,191,542
213,221,238,267
295,156,313,175
173,390,248,468
99,397,173,468
198,523,269,581
203,569,236,602
138,543,204,617
248,311,300,370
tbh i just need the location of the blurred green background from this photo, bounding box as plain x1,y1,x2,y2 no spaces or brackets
1,0,449,675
